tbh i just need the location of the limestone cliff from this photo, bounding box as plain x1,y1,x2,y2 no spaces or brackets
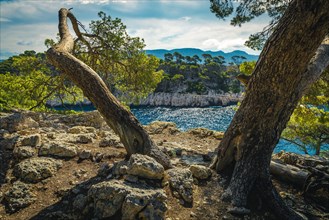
139,92,242,107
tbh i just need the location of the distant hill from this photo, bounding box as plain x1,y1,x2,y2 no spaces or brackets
145,48,259,63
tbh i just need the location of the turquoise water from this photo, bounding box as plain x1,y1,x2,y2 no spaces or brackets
53,105,317,154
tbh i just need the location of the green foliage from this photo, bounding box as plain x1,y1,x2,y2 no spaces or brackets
70,11,162,103
282,70,329,155
186,81,206,94
172,74,184,80
239,61,256,75
210,0,289,50
0,51,83,111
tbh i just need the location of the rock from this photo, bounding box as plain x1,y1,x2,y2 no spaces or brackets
39,142,77,158
73,194,88,210
13,146,36,159
145,121,180,135
87,180,130,218
4,181,36,213
139,92,241,107
124,174,139,183
47,132,56,139
213,131,224,140
76,134,93,144
127,154,164,180
112,160,129,176
125,189,167,220
20,134,41,147
0,135,19,150
92,152,103,162
87,180,167,219
189,165,212,180
166,168,194,203
78,149,92,160
14,157,62,183
68,126,96,134
187,127,214,138
99,136,122,148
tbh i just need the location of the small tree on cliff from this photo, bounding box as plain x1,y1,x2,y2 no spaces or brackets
210,0,329,219
46,8,171,169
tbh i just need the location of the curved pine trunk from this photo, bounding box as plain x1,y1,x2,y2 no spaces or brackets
46,8,171,169
212,1,329,219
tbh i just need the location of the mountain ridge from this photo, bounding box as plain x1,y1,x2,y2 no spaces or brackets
145,48,259,63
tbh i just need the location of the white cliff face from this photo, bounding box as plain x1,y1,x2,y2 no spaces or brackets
139,93,242,107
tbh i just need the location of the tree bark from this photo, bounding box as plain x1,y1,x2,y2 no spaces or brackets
270,161,310,189
211,1,329,219
46,8,171,169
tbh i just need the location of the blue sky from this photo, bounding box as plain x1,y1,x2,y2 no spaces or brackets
0,0,269,59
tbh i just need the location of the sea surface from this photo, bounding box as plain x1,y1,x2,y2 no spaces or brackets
54,105,317,155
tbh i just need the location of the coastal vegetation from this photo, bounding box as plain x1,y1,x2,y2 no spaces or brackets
0,0,329,219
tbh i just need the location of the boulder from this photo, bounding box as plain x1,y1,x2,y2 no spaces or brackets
4,181,36,213
76,134,93,144
20,134,41,147
39,142,77,158
14,157,62,183
166,168,194,203
189,165,212,180
13,146,36,160
145,121,180,135
127,154,164,180
87,180,167,219
78,149,92,160
187,127,214,138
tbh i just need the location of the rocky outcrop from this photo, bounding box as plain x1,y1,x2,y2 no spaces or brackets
166,168,194,203
13,157,62,183
139,92,242,107
190,165,212,180
88,180,167,220
127,154,164,180
39,142,78,158
3,181,36,213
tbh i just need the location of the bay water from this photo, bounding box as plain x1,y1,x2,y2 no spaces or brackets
54,104,316,155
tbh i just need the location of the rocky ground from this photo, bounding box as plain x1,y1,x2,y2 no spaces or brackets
0,110,328,220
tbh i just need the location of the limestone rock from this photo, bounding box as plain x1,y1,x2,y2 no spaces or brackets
39,142,77,158
68,126,96,134
127,154,164,180
0,135,19,150
189,165,212,180
20,134,41,147
14,157,62,183
78,149,92,160
139,92,241,107
99,136,122,148
13,146,36,160
167,168,194,203
145,121,180,135
4,181,36,213
87,180,167,219
112,160,129,176
88,180,130,218
187,127,214,138
76,134,93,144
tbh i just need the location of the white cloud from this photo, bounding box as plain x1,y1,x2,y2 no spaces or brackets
180,16,192,22
0,0,268,59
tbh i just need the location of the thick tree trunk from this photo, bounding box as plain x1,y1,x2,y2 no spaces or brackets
211,1,329,219
46,8,171,169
